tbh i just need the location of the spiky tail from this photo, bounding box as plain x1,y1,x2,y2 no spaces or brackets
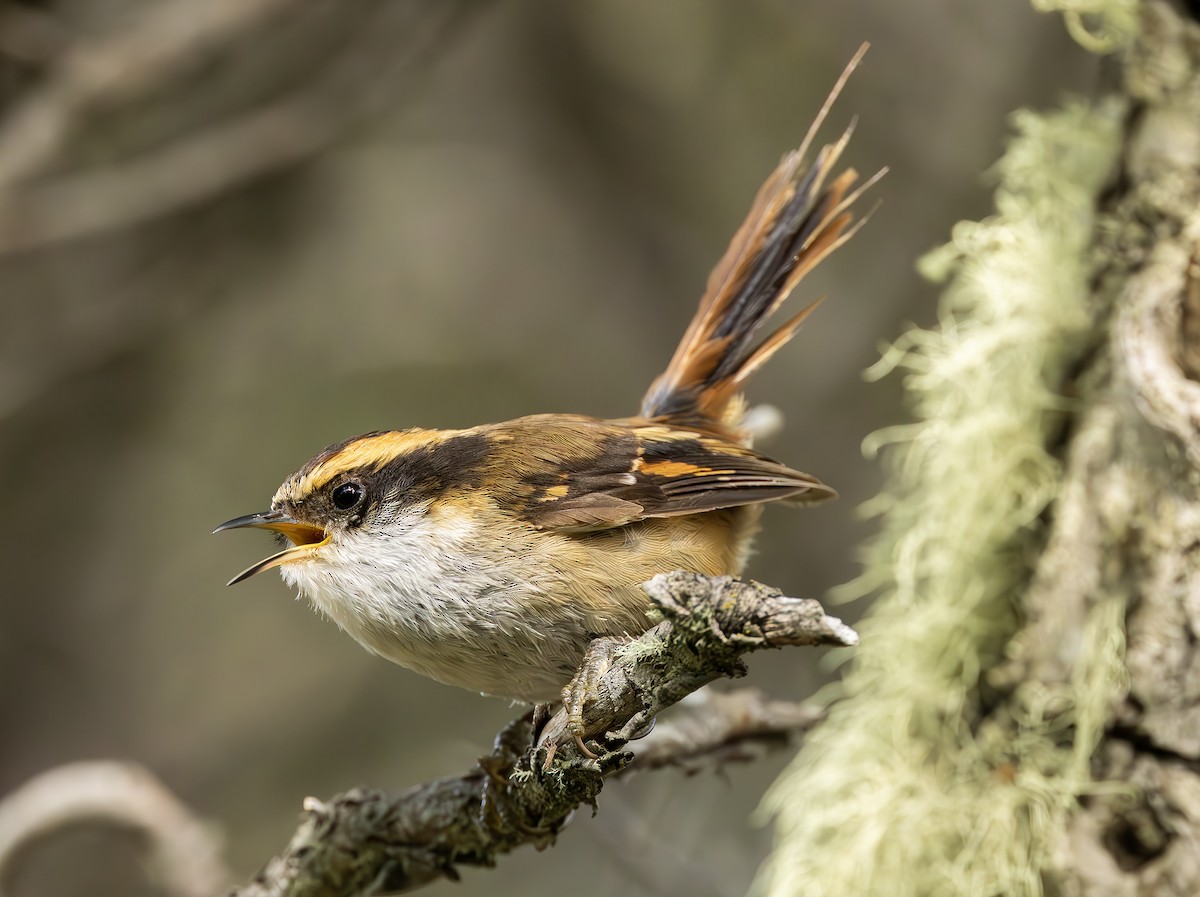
641,47,882,433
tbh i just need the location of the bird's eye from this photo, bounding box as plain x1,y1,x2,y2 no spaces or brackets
331,481,365,511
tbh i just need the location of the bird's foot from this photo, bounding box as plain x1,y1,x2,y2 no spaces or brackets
560,634,635,760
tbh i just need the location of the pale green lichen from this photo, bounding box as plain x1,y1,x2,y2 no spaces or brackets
1032,0,1139,52
755,99,1123,897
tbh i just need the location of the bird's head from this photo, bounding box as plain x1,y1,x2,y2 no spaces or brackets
214,428,489,585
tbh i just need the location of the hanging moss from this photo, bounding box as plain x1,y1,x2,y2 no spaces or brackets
1031,0,1139,53
756,98,1123,897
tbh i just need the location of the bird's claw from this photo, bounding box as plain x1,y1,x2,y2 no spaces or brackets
560,635,634,760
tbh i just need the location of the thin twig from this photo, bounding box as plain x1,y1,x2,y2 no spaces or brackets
627,687,826,773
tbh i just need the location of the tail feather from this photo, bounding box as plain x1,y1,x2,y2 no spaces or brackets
641,48,882,433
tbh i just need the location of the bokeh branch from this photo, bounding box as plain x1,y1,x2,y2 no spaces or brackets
0,0,478,424
233,572,855,897
0,0,476,252
0,761,229,897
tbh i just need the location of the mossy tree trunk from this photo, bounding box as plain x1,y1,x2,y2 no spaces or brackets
761,3,1200,895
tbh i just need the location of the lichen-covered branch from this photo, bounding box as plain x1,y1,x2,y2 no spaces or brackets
233,573,855,897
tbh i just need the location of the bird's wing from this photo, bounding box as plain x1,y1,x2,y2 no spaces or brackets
494,415,834,533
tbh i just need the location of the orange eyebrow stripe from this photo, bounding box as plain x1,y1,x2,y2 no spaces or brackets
275,428,472,503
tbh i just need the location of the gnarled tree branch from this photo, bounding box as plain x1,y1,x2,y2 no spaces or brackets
233,572,856,897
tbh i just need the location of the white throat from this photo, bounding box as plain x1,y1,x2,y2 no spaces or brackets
275,506,573,699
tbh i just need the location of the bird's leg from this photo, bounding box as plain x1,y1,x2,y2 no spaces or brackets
561,634,635,760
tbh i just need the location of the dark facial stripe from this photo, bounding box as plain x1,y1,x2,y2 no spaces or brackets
360,433,492,507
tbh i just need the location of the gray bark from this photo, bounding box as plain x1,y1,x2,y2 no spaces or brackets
759,4,1200,896
1021,4,1200,891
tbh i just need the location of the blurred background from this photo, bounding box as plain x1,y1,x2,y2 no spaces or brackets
0,2,1098,895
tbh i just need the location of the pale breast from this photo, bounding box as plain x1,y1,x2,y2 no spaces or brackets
279,502,759,702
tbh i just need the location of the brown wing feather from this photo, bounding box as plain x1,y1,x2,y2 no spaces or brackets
496,416,834,533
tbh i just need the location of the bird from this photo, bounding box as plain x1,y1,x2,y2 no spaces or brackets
216,51,879,709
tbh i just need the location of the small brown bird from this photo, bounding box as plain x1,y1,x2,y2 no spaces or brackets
216,54,879,705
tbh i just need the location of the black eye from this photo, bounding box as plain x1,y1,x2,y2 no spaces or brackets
331,481,365,511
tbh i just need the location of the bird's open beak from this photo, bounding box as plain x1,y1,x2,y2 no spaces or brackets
213,511,329,586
